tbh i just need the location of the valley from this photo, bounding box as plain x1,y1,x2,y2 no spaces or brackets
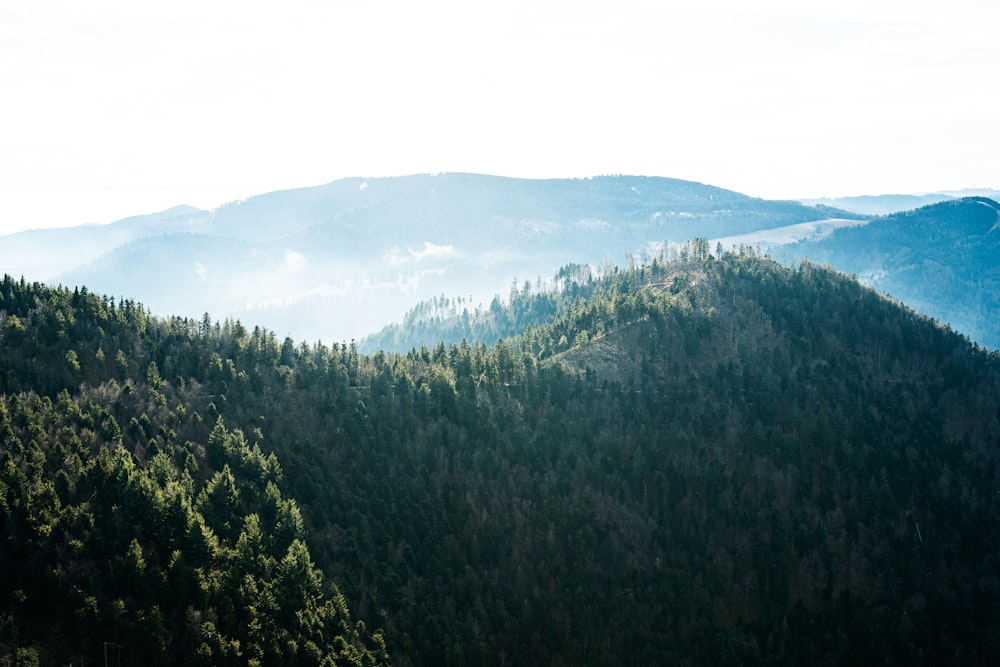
2,177,1000,665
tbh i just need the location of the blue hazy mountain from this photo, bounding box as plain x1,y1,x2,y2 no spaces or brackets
799,194,954,215
10,176,999,348
364,195,1000,352
799,188,1000,215
0,205,210,281
783,197,1000,348
2,174,856,342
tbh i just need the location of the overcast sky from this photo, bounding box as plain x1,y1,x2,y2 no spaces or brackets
2,0,998,234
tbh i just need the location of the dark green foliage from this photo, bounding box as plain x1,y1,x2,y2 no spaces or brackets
2,248,1000,665
0,277,388,665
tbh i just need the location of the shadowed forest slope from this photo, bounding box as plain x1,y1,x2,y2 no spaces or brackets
2,246,1000,665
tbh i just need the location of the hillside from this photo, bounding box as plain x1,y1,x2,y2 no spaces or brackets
0,281,390,665
3,247,1000,665
784,197,1000,348
0,174,856,342
0,206,211,281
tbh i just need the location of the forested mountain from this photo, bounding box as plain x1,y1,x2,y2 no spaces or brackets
0,283,390,665
5,176,999,352
3,245,1000,665
362,194,1000,353
0,174,856,342
357,273,570,354
784,197,1000,348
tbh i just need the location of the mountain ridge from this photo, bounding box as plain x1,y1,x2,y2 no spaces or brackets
782,196,1000,347
2,174,855,343
3,175,996,351
3,248,1000,664
364,195,1000,352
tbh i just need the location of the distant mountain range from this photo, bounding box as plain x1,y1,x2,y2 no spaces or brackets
799,188,1000,215
1,174,997,348
779,197,1000,348
362,197,1000,352
0,174,861,342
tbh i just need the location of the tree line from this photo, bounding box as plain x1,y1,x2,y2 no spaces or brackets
2,244,1000,665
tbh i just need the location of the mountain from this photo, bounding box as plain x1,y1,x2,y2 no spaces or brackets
782,197,1000,348
7,176,1000,352
799,189,1000,215
362,194,1000,353
3,247,1000,665
0,174,858,343
798,194,954,215
0,205,211,282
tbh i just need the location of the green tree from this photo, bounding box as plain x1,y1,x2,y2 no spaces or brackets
196,466,241,544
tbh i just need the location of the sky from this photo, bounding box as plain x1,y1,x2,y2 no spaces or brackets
2,0,999,234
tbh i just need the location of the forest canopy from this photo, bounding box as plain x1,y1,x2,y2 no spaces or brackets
2,242,1000,665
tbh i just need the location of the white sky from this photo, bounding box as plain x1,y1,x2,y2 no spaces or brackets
2,0,999,234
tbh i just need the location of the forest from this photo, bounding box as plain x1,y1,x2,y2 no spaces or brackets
2,242,1000,665
785,197,1000,348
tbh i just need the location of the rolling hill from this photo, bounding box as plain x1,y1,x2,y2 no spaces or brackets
0,174,858,343
782,197,1000,348
4,174,998,353
3,246,999,664
362,197,1000,353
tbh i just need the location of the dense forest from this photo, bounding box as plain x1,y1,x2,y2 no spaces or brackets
785,197,1000,348
3,243,1000,665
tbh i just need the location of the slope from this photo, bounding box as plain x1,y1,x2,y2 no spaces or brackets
0,279,389,666
784,197,1000,348
3,246,1000,665
4,174,855,342
0,206,211,282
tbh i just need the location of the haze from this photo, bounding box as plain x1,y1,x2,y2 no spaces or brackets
2,0,999,234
